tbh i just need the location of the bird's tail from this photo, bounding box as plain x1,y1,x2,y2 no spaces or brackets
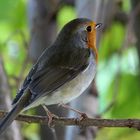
0,91,31,135
0,103,22,135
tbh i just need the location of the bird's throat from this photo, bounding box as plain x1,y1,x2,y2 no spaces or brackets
87,31,98,63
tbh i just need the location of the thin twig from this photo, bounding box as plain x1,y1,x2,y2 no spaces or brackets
0,110,140,130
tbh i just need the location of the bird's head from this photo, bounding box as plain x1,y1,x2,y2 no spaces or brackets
56,18,102,63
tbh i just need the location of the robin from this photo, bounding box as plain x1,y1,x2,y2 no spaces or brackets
0,18,101,135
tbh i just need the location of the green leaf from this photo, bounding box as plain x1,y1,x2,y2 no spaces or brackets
57,6,76,29
99,22,125,61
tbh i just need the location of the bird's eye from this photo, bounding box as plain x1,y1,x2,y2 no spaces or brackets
86,26,92,32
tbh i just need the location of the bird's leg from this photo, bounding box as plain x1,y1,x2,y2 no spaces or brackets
59,103,88,120
42,105,58,127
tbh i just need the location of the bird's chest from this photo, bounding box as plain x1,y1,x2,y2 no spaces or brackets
44,58,96,105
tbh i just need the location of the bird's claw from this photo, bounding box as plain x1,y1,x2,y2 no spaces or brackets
79,113,88,121
47,114,59,128
42,105,59,127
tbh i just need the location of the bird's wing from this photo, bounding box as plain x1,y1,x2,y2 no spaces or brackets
27,64,87,105
26,48,91,106
12,64,38,105
12,46,53,105
13,46,91,107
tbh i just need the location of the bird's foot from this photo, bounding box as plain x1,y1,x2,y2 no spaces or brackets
59,103,88,121
42,105,59,127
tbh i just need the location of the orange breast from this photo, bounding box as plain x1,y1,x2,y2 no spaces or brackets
87,22,98,63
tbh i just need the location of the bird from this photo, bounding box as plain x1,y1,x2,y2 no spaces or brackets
0,18,101,135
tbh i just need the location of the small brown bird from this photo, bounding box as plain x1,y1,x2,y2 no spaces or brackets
0,18,101,135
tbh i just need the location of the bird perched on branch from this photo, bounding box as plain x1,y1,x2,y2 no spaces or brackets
0,18,101,135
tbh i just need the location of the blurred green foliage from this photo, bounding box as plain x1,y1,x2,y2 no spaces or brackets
99,22,125,60
96,0,140,139
0,0,29,90
57,5,76,29
0,0,140,140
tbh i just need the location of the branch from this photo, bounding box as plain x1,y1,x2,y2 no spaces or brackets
0,110,140,130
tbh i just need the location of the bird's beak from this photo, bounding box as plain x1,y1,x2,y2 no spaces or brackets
95,23,102,29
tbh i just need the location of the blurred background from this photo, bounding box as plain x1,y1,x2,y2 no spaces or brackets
0,0,140,140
